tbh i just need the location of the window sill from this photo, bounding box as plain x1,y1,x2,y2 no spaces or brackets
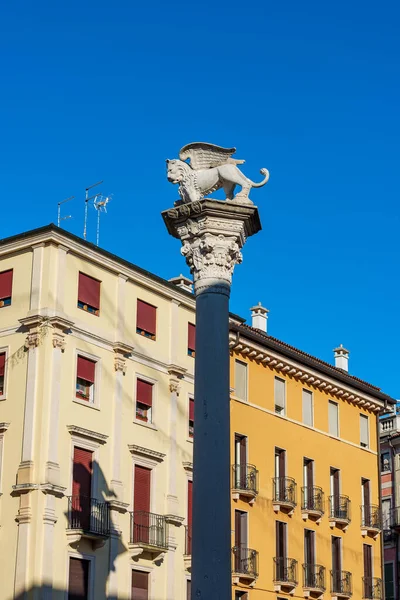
73,399,100,411
133,419,157,431
0,396,6,402
186,437,194,444
77,304,99,316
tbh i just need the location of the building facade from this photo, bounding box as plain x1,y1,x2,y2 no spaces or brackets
379,403,400,600
0,224,393,599
229,319,393,600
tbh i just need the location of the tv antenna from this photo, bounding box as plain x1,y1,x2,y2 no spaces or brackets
57,196,74,227
83,180,103,240
94,195,112,246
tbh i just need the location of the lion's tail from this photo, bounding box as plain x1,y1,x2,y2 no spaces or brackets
250,168,270,188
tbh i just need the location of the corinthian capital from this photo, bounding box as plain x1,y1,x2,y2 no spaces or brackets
162,199,261,296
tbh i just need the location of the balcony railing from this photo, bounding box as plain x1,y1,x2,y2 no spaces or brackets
329,495,351,522
130,511,168,549
67,495,110,536
232,464,259,495
361,505,381,530
301,486,324,514
232,547,259,578
331,570,352,597
273,477,297,506
363,577,383,599
184,525,192,555
274,557,298,586
303,563,326,591
381,418,395,432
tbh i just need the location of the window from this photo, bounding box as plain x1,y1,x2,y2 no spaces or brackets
0,269,13,307
304,529,316,575
363,544,373,597
329,401,339,437
360,414,369,448
72,447,93,530
275,521,287,580
187,480,193,554
382,499,391,530
235,593,248,600
384,563,394,600
303,458,314,509
331,536,342,591
136,299,157,340
76,356,96,403
188,323,196,357
0,352,5,395
302,389,313,426
234,510,248,572
381,451,391,472
187,580,192,600
78,272,100,315
136,379,153,423
188,397,194,438
68,557,90,600
235,360,247,401
274,377,286,415
131,570,149,600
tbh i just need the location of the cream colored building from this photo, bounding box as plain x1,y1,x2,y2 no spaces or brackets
0,224,196,600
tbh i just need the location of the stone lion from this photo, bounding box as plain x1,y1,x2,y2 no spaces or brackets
166,142,269,204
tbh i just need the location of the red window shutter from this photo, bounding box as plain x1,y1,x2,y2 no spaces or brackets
134,465,151,513
72,447,93,498
77,356,96,383
78,272,101,309
188,323,196,351
189,398,194,422
137,300,156,335
0,353,5,377
131,570,149,600
0,270,13,299
137,379,153,407
188,480,193,527
68,557,89,600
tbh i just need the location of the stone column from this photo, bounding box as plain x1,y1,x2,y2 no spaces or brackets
162,199,261,600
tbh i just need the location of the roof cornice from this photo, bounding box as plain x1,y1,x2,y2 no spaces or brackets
229,328,393,412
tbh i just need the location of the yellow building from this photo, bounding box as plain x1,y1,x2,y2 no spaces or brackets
0,224,393,600
229,316,393,600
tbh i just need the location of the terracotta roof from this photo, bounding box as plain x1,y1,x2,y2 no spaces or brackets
230,322,395,405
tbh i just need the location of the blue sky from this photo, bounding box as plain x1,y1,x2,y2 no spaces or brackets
1,1,399,396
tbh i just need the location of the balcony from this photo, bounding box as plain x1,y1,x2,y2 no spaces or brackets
363,577,383,599
129,511,168,562
66,495,110,549
273,477,297,515
232,464,259,504
184,525,192,572
361,505,381,538
232,546,259,585
329,495,351,530
301,486,324,523
274,557,298,593
303,564,326,598
331,570,352,599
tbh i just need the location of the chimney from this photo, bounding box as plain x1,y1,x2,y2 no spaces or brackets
168,274,193,293
250,302,269,333
333,344,349,372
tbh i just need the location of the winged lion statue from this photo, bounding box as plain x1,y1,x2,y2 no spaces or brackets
166,142,269,204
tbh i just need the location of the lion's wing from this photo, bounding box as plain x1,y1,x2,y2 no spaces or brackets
179,142,237,170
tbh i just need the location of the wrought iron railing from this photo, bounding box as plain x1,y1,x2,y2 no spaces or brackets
361,505,381,530
329,495,351,522
130,511,168,549
274,557,298,585
185,525,192,555
363,577,382,599
273,477,297,506
232,464,259,495
303,563,326,590
301,486,324,513
67,495,110,536
331,570,352,596
390,506,400,527
383,528,394,543
232,547,259,578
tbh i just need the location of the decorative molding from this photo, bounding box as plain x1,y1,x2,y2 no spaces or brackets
40,483,66,497
168,364,187,378
165,514,185,526
128,444,166,463
182,461,193,472
108,499,129,513
15,506,33,524
67,425,108,445
169,378,181,394
229,333,385,412
0,422,10,433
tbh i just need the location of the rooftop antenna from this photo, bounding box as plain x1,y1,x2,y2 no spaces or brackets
94,195,112,246
83,180,103,240
57,196,74,227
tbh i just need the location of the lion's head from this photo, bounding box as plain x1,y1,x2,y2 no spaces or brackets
166,159,191,184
